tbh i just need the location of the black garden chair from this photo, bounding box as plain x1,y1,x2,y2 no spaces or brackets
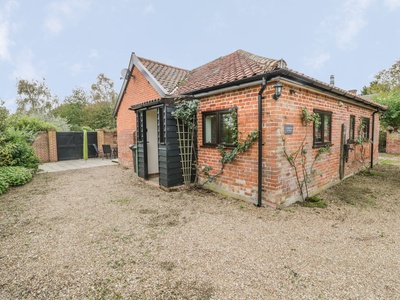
102,144,112,159
92,144,101,158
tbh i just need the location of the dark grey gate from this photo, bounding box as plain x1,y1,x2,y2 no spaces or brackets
56,132,98,161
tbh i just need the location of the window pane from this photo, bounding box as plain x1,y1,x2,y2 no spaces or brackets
314,113,322,143
362,118,370,139
349,116,355,141
324,114,331,142
220,113,236,144
204,114,217,144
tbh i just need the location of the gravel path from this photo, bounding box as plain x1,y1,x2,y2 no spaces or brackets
1,164,400,299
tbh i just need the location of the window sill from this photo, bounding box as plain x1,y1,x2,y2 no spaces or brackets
313,143,333,149
201,144,235,149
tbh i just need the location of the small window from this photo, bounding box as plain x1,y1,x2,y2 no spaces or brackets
349,115,355,143
313,109,332,147
158,107,165,144
203,109,237,146
361,117,370,139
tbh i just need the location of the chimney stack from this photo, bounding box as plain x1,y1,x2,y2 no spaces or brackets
330,75,335,85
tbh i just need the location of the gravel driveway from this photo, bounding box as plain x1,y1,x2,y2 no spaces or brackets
1,163,399,299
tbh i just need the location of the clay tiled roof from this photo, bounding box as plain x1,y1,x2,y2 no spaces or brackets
138,58,189,94
282,68,387,110
127,50,385,111
175,49,285,94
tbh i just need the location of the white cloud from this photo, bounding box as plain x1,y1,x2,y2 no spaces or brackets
335,0,374,50
304,52,331,69
67,61,92,76
143,3,155,15
384,0,400,10
89,49,99,59
0,21,11,60
70,63,83,75
0,0,19,61
207,12,229,32
11,48,40,80
44,0,90,36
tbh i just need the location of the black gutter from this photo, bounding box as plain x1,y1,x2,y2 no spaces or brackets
257,77,267,207
186,70,283,97
370,110,380,169
185,69,385,111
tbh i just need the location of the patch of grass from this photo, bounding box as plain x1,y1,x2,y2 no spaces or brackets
147,210,181,228
358,169,381,176
162,280,215,300
332,183,377,207
106,259,127,269
88,278,123,300
380,159,395,165
300,196,328,208
138,208,158,214
110,197,132,205
160,261,176,271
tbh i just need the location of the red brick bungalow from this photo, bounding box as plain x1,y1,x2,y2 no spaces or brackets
113,50,386,206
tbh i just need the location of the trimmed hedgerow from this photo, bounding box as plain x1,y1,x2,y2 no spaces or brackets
0,166,33,195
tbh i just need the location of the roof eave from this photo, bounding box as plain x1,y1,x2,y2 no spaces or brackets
183,69,386,111
113,52,135,117
113,53,170,117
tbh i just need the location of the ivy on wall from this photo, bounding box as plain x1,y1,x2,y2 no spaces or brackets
283,108,331,202
172,101,259,187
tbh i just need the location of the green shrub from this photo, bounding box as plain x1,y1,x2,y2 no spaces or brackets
0,176,9,195
6,114,57,132
0,128,40,169
0,166,33,187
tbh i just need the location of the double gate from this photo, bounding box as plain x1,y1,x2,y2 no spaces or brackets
56,132,98,161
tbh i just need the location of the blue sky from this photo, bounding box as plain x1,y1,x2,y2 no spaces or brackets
1,0,400,113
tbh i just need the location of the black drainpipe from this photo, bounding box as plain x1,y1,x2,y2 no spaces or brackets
257,77,267,207
370,110,380,169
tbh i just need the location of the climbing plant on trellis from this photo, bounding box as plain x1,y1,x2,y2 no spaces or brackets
172,99,200,187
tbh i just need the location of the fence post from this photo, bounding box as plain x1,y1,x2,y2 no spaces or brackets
97,129,105,150
48,130,58,162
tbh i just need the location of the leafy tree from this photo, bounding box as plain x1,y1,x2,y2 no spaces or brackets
84,101,116,129
16,78,59,114
91,73,118,105
53,87,89,130
363,58,400,129
28,113,71,131
373,86,400,129
52,74,117,130
0,99,9,132
362,58,400,95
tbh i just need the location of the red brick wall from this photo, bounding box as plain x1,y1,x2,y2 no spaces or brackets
32,131,50,163
32,130,57,163
197,81,380,206
115,66,161,167
97,129,117,148
386,131,400,154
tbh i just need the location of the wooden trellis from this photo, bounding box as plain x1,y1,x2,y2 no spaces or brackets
176,116,195,187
